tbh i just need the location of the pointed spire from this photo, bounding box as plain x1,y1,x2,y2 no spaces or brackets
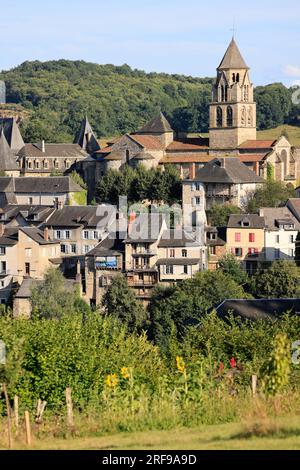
0,128,19,171
0,117,24,152
218,38,249,70
137,112,173,134
74,116,100,153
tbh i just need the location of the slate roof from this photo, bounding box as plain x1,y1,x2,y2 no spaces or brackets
260,207,300,231
14,277,77,299
0,176,82,194
125,213,166,243
158,229,201,247
227,214,265,229
45,205,111,228
0,129,19,171
192,158,265,184
86,235,124,257
74,117,100,153
0,228,18,246
215,298,300,321
1,205,55,224
20,227,58,245
0,117,24,152
136,112,173,134
286,199,300,223
18,143,88,159
218,38,249,70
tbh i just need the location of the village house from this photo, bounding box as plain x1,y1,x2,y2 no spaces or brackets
205,226,227,271
226,214,265,273
0,204,56,228
0,224,60,307
259,206,300,262
182,157,264,210
0,176,84,207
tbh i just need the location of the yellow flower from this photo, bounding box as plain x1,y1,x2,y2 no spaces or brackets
105,373,119,388
121,367,130,379
176,356,185,373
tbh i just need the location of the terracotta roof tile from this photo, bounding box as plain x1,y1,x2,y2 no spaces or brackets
160,155,213,164
129,134,164,150
239,140,275,149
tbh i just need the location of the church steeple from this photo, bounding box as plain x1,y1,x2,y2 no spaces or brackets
209,38,257,150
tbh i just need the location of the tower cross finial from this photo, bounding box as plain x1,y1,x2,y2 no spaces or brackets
230,19,236,39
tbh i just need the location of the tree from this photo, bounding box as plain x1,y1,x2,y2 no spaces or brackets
70,170,87,190
148,270,248,353
253,260,300,299
261,333,291,396
208,204,241,227
31,268,89,319
218,253,248,286
246,181,296,213
102,274,147,332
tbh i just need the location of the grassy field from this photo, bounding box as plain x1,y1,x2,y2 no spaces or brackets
257,125,300,147
1,416,300,450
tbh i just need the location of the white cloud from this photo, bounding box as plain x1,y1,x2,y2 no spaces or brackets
284,65,300,78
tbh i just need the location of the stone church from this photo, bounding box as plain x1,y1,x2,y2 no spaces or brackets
80,38,299,200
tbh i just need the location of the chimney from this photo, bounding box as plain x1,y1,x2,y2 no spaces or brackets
189,163,196,180
128,211,136,235
0,223,4,237
44,227,49,242
220,158,225,168
42,140,45,153
58,201,63,210
76,260,82,284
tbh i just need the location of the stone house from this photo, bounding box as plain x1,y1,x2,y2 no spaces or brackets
0,176,84,207
182,157,264,210
206,226,227,271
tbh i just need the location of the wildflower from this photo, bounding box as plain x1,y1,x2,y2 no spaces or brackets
230,357,237,369
121,367,130,379
176,356,185,373
219,361,224,373
105,373,119,388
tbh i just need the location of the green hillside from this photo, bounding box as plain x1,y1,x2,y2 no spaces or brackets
0,60,299,143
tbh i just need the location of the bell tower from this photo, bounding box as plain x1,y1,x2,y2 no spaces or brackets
209,38,257,150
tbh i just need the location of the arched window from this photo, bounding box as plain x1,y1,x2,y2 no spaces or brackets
221,85,225,102
236,73,240,83
225,85,228,101
232,73,236,82
227,106,233,127
216,107,223,128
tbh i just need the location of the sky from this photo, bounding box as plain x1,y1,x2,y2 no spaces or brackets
0,0,300,86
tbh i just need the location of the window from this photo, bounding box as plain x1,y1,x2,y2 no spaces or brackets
235,232,241,242
289,248,294,258
55,161,59,169
28,161,32,169
248,248,258,257
275,234,280,244
170,249,175,258
65,161,71,169
209,246,216,255
216,107,223,128
232,73,236,82
0,261,6,274
193,197,201,206
166,265,174,275
94,231,99,240
25,248,32,258
44,161,48,169
192,182,201,192
0,281,4,288
25,263,30,276
65,230,70,240
182,249,187,258
36,161,39,169
56,230,62,239
61,244,66,253
84,245,90,254
28,197,33,205
249,233,255,243
183,265,188,275
83,231,89,240
236,73,240,83
289,235,294,244
71,244,77,254
234,248,243,257
0,247,6,255
227,106,233,127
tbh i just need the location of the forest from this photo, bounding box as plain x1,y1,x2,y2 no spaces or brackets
0,60,299,143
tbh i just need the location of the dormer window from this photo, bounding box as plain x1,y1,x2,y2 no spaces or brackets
241,219,250,227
